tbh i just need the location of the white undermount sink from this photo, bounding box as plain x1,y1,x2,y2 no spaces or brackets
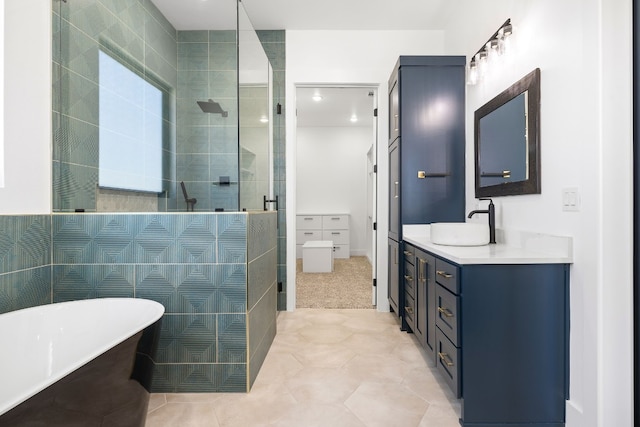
430,222,490,246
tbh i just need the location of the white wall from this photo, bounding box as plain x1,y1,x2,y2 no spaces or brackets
285,30,446,311
440,0,633,426
0,0,52,214
296,126,371,255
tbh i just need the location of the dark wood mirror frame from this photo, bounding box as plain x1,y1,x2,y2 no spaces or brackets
474,68,541,198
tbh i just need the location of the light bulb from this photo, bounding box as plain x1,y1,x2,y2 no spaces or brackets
467,60,478,85
312,94,323,102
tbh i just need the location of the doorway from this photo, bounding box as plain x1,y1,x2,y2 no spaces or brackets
294,85,378,309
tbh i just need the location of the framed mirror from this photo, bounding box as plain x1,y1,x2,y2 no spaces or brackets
474,68,541,197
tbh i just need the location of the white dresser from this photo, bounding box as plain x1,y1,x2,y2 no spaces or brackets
296,214,350,259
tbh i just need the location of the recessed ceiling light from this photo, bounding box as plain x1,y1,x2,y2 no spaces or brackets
350,115,358,123
260,116,269,123
312,94,323,102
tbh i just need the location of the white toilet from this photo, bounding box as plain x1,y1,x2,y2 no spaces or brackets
302,240,334,273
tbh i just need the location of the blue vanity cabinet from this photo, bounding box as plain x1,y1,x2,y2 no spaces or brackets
432,257,570,426
387,55,466,318
388,238,400,314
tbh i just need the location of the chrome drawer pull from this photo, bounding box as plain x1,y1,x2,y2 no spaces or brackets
404,275,413,282
438,352,454,367
438,306,454,318
331,232,340,235
404,306,414,315
331,217,340,220
304,217,314,220
436,270,453,279
403,250,412,256
304,232,313,235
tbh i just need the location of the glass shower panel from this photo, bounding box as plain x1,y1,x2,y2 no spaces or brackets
238,3,274,211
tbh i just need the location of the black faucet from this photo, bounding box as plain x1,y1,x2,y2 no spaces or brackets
467,198,496,244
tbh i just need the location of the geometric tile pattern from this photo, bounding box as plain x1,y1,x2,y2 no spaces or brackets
53,0,177,212
49,211,275,392
0,267,52,314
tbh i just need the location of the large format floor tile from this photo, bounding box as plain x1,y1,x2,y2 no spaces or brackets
146,309,460,426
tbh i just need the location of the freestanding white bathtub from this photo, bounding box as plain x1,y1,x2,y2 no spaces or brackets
0,298,164,426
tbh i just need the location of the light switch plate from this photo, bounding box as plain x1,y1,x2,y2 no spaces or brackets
562,187,580,212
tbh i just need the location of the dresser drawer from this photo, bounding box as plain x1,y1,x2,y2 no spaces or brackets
404,260,415,297
435,284,459,346
322,215,349,229
436,327,461,398
435,258,460,294
296,215,322,229
322,230,349,244
296,230,321,244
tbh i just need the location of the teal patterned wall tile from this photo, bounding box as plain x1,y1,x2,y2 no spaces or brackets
144,46,177,89
52,264,134,302
213,264,246,313
0,267,51,314
178,43,209,71
53,116,99,167
208,43,236,71
92,215,137,262
155,314,216,363
208,31,236,43
248,248,277,310
209,126,238,154
178,31,208,43
247,212,277,262
208,71,238,98
177,126,209,154
176,215,217,262
15,217,51,271
60,19,99,83
142,0,176,41
176,154,210,184
52,214,95,263
259,42,286,71
59,68,99,126
52,11,61,64
145,12,177,65
255,30,285,44
137,264,220,313
61,0,113,40
178,69,209,100
248,282,276,362
99,0,146,40
249,314,276,388
151,363,247,393
217,314,247,363
52,162,99,212
217,214,247,263
134,215,177,263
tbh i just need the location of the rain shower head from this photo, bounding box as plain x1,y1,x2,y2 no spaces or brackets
197,99,228,117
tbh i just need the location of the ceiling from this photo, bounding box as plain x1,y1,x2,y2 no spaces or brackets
151,0,449,31
150,0,447,127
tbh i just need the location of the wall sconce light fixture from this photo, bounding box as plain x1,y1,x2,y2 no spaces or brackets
467,19,513,85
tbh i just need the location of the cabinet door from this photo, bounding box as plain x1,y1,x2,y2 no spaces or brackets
389,76,400,143
415,249,436,363
388,238,400,315
388,140,400,241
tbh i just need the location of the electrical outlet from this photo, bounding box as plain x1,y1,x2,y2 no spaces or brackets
562,187,580,212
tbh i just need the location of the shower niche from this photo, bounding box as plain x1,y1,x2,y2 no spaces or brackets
52,0,275,214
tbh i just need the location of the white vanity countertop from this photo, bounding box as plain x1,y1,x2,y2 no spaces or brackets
403,224,573,265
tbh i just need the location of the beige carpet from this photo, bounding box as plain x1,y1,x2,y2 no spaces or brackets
296,256,374,309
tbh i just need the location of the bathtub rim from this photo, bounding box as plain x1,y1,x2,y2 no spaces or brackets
0,297,165,416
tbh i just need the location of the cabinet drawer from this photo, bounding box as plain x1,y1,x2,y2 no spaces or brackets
322,230,349,244
404,291,415,326
322,215,349,230
296,215,322,230
296,230,321,244
436,327,461,398
404,261,415,297
402,245,415,264
435,284,459,346
435,258,459,294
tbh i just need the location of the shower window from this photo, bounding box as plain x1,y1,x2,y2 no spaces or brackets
98,50,163,193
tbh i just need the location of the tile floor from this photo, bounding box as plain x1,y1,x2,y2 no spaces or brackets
146,309,461,427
